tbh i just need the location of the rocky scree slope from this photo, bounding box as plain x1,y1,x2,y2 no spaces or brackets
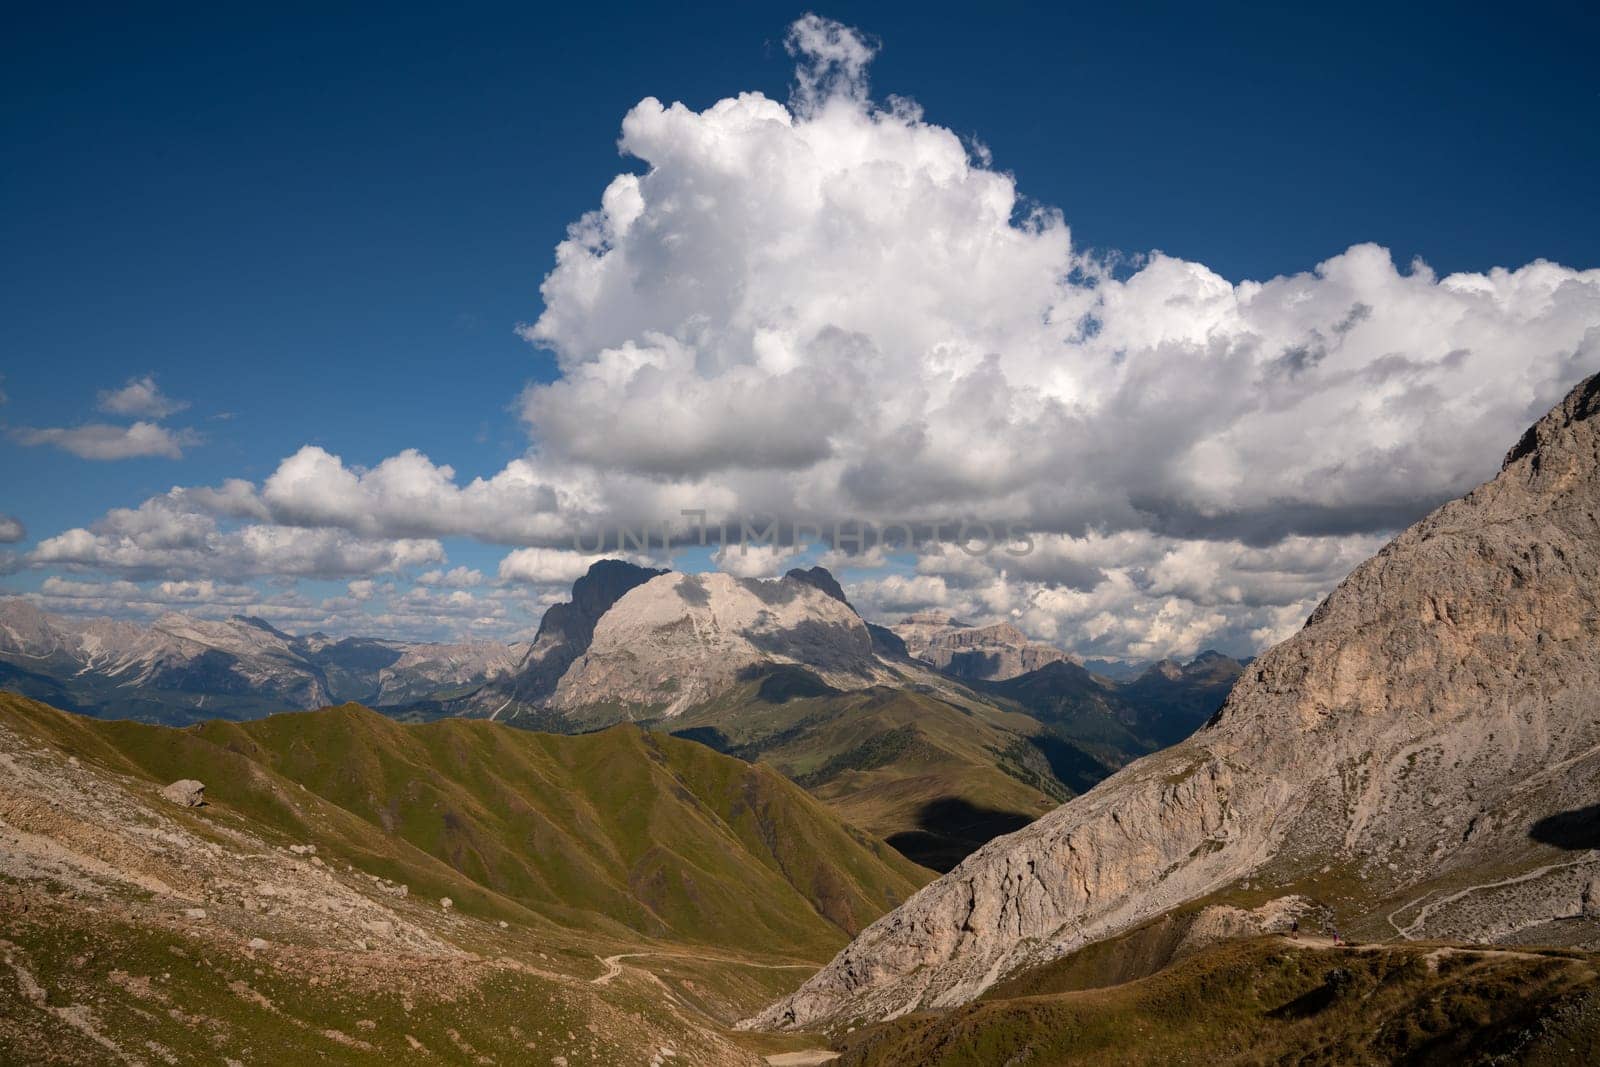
750,372,1600,1029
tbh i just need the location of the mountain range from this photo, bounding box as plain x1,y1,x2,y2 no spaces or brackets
0,599,526,723
1,560,1244,872
6,375,1600,1063
426,566,1248,871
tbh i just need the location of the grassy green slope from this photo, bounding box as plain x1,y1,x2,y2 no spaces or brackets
1,694,928,961
664,678,1111,871
835,936,1600,1066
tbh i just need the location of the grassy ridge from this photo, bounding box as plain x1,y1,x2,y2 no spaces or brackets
665,681,1102,870
1,694,929,960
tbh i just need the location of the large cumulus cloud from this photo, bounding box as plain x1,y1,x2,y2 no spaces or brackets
516,25,1599,544
14,16,1600,658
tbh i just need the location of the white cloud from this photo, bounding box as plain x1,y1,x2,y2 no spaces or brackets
260,445,573,542
512,16,1598,549
97,375,189,419
0,515,24,543
12,421,200,460
417,566,485,588
847,529,1386,661
496,547,602,585
786,12,878,115
16,15,1600,661
27,576,310,627
712,542,802,578
849,573,954,615
29,494,443,581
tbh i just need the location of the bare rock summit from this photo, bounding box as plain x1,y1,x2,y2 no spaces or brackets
552,571,889,717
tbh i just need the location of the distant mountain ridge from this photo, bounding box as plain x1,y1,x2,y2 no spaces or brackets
0,598,525,723
455,563,899,727
975,650,1245,764
891,610,1076,680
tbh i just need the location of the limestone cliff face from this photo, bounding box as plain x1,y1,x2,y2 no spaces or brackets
750,373,1600,1030
892,612,1073,681
502,559,668,707
551,571,890,717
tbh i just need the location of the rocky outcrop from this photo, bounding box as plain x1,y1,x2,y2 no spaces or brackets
750,372,1600,1030
785,566,850,605
891,612,1072,681
159,779,205,807
1174,895,1327,957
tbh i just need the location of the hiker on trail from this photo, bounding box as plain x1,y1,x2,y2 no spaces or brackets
1332,928,1342,946
1290,919,1299,938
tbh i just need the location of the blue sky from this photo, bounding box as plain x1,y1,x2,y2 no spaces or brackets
3,4,1597,656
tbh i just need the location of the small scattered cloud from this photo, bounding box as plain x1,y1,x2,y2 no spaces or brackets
0,515,24,543
97,375,189,419
11,422,200,460
497,547,603,585
417,565,485,588
28,494,443,580
712,542,802,578
786,12,879,115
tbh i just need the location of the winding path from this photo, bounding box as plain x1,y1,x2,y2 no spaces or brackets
590,951,817,985
1384,853,1600,940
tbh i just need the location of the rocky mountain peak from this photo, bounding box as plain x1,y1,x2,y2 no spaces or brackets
1501,371,1600,472
1144,658,1184,681
750,372,1600,1030
550,570,887,717
785,565,849,605
496,559,670,709
229,615,293,640
534,559,669,647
